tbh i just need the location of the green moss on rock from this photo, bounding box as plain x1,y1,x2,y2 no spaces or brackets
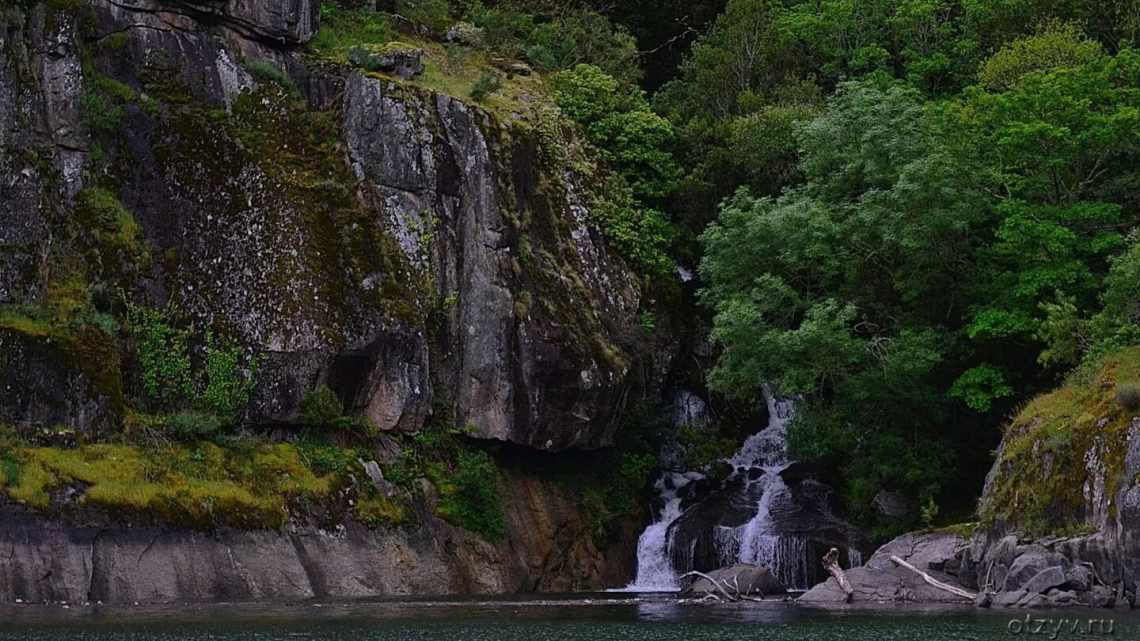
981,346,1140,536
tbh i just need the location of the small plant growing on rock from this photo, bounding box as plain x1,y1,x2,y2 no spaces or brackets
469,70,502,102
1117,383,1140,412
244,60,298,95
300,385,344,427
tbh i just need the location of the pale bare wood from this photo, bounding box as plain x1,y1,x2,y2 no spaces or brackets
822,547,854,603
679,570,738,602
889,554,978,600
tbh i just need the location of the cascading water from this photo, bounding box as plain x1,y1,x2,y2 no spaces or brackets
625,387,823,591
622,472,702,591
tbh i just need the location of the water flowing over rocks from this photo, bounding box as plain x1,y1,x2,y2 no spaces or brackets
627,390,864,592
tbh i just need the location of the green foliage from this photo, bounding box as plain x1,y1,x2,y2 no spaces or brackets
310,5,395,56
979,20,1104,90
949,365,1015,412
127,304,193,405
466,2,640,83
164,411,227,440
300,385,345,427
2,441,335,528
920,496,941,529
677,424,737,470
550,65,680,276
468,69,501,101
82,74,135,136
429,449,505,540
399,0,452,35
202,332,258,417
244,60,298,95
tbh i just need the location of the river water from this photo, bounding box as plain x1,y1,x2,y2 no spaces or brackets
0,596,1133,641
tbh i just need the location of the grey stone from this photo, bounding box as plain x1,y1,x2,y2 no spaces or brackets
1003,552,1064,592
1046,589,1077,605
799,532,973,606
1022,566,1067,595
1064,563,1093,592
683,564,785,596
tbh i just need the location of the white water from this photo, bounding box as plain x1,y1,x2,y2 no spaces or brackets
720,390,814,589
620,472,701,591
626,387,821,590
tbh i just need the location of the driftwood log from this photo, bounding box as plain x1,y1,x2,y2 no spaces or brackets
889,554,978,600
821,547,854,603
679,570,765,603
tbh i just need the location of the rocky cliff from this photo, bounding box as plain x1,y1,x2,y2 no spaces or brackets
0,0,669,602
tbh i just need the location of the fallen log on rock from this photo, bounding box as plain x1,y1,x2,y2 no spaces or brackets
679,570,766,603
822,547,853,603
889,554,977,601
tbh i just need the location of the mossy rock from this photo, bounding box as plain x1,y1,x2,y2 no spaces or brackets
981,346,1140,536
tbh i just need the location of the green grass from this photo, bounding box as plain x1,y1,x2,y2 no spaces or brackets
2,441,337,528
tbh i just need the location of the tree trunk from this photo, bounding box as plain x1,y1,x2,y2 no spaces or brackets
822,547,854,603
889,554,977,600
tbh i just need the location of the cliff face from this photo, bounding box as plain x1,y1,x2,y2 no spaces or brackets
1,0,646,450
957,348,1140,608
0,0,663,602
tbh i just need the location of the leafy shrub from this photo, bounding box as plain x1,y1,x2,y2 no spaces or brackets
244,60,298,95
398,0,451,35
310,5,395,55
431,449,504,540
166,411,226,440
466,3,638,83
127,305,193,405
468,70,501,101
202,332,258,417
979,21,1103,90
921,496,940,529
355,494,408,527
1118,383,1140,411
300,385,344,427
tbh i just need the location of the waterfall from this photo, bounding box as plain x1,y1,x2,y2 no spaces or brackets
625,387,821,591
621,472,700,591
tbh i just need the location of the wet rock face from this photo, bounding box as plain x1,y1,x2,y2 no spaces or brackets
342,74,641,450
0,1,649,451
0,6,86,305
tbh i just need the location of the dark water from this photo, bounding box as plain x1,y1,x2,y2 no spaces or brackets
0,594,1133,641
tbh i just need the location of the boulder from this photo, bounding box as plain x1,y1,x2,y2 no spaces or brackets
799,531,974,605
1022,566,1066,595
1064,563,1093,592
1017,593,1051,608
683,564,785,596
1002,552,1066,592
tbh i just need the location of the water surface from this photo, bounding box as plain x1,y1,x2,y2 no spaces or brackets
0,594,1132,641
